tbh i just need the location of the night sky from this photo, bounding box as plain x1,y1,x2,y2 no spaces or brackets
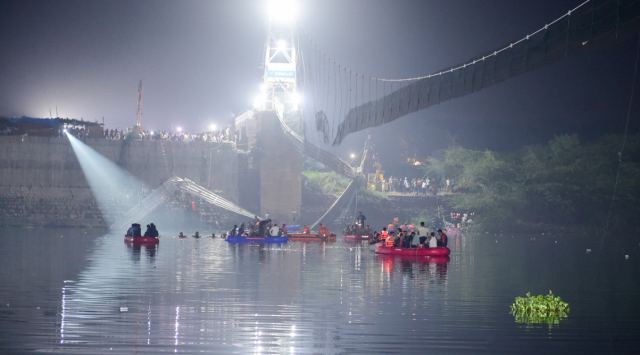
1,0,638,168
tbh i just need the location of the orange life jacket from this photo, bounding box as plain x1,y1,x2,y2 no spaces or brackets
385,236,394,247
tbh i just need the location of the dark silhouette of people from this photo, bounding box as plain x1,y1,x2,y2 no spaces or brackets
127,223,142,237
257,219,271,236
143,223,159,238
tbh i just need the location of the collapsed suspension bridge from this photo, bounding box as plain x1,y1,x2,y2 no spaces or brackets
118,0,640,230
299,0,640,145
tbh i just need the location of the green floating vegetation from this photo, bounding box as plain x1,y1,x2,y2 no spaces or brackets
510,290,570,326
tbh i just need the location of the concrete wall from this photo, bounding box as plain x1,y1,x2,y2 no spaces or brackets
0,136,239,227
255,112,303,223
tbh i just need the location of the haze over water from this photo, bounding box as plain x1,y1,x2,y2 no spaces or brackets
0,227,638,354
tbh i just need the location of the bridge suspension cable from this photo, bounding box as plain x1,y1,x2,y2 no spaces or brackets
297,0,640,145
373,0,592,82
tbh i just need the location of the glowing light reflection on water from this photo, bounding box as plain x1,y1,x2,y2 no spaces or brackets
0,228,639,354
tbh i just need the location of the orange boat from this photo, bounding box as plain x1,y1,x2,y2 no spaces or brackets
287,233,336,242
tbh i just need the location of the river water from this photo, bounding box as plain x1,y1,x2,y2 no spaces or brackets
0,227,638,354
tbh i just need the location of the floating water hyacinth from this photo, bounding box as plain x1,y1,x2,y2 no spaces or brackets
510,290,569,326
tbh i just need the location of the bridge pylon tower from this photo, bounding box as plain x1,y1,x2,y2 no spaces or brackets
254,0,303,135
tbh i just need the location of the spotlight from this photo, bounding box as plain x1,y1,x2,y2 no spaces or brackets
268,0,298,25
289,92,302,110
176,126,183,133
253,93,267,110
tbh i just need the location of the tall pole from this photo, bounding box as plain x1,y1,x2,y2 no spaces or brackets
136,80,143,128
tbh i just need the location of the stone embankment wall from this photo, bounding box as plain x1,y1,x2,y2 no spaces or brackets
0,136,239,227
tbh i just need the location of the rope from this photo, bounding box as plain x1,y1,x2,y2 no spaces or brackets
374,0,592,82
601,32,640,237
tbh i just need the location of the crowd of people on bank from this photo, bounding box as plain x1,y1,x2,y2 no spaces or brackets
52,123,240,144
370,176,455,195
450,211,474,226
1,116,247,146
370,220,448,249
102,127,239,144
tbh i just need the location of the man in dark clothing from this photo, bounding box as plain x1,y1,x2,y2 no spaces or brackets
258,219,271,236
131,223,142,237
437,229,448,247
149,223,159,237
144,224,152,237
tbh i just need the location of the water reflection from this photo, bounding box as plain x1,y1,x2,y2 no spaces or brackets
126,243,158,261
1,228,640,353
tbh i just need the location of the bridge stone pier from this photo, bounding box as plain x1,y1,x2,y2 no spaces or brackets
236,110,303,223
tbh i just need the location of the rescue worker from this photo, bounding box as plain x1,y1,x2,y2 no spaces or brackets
437,229,448,247
384,227,394,247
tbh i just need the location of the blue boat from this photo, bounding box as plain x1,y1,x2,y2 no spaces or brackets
225,235,288,244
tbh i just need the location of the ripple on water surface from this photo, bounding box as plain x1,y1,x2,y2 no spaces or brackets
0,228,639,353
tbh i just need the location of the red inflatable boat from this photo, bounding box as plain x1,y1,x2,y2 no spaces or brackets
124,236,159,245
377,254,450,264
375,244,450,257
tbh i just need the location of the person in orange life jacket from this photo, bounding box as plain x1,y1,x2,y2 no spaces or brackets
384,237,395,247
382,227,394,247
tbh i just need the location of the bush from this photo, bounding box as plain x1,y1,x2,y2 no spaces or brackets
303,170,350,197
424,134,640,230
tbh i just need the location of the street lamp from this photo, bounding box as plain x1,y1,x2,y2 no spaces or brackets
349,153,357,167
253,93,267,110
